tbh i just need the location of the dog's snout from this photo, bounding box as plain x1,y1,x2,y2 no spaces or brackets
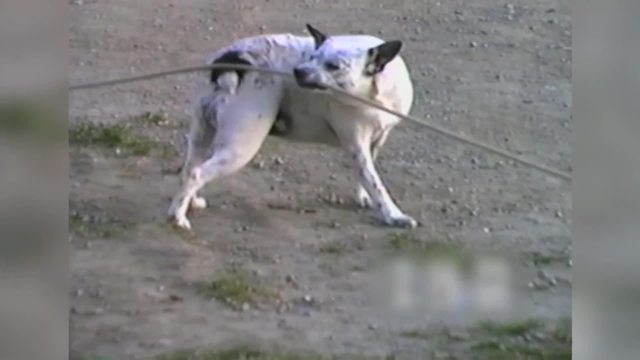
293,67,308,80
293,66,325,90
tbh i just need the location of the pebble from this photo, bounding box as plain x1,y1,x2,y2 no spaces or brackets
285,274,297,284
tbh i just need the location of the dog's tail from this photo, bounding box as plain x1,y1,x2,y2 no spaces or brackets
195,51,254,131
208,50,253,85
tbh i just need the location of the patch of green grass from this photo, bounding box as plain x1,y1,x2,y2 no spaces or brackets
69,212,131,238
319,242,348,255
349,264,366,272
156,346,388,360
474,319,542,337
69,122,156,155
400,330,432,340
386,233,468,266
528,252,569,266
202,269,279,310
161,222,198,243
137,111,168,126
387,232,418,250
470,340,571,360
468,318,571,360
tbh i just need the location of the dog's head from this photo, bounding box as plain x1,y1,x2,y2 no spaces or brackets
294,24,403,96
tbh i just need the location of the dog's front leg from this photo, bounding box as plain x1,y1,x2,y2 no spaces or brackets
356,127,392,208
349,142,417,228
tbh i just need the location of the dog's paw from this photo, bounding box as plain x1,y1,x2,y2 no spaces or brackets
174,217,192,230
190,196,208,210
168,215,192,230
384,214,418,229
356,188,373,208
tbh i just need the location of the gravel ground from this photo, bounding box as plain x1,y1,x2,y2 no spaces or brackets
69,0,571,358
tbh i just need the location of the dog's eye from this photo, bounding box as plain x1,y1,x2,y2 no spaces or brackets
324,61,340,71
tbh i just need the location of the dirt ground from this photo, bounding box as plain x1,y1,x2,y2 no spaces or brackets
69,0,571,358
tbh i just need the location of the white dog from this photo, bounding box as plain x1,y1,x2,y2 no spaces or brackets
168,24,417,230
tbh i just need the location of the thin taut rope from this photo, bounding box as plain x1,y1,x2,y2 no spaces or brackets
69,63,572,182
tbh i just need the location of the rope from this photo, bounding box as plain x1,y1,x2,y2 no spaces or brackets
69,63,571,182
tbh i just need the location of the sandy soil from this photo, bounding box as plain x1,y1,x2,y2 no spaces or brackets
69,0,571,358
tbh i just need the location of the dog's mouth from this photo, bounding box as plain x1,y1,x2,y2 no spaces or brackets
295,79,327,91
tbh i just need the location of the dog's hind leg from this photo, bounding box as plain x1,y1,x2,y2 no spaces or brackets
180,100,217,211
168,72,283,230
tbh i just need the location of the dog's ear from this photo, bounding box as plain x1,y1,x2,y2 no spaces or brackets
306,24,328,49
365,40,403,75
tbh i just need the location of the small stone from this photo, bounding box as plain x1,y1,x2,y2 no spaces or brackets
483,227,491,233
469,41,478,48
303,295,313,303
241,302,250,312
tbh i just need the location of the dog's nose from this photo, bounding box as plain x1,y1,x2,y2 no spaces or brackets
293,68,307,80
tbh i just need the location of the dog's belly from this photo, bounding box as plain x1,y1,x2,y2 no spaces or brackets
269,88,341,146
